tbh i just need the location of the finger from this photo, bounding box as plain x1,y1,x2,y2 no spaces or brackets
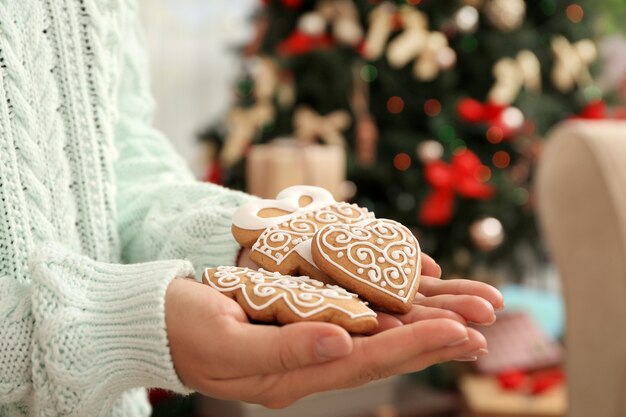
414,294,496,325
420,253,442,278
286,319,469,400
390,328,487,374
397,304,467,326
418,276,504,310
226,321,353,377
205,319,470,407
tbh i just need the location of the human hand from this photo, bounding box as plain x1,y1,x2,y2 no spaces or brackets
165,278,486,408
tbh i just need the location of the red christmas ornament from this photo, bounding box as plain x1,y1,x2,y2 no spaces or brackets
277,30,334,55
419,149,495,226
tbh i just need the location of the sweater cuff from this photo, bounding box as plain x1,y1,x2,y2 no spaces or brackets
30,243,194,411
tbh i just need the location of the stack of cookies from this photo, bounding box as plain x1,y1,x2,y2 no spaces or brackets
202,186,422,334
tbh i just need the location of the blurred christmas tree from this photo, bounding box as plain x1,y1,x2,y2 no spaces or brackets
213,0,608,277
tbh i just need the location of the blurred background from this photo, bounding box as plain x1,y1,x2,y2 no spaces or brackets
140,1,626,416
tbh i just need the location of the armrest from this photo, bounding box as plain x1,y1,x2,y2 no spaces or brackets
537,121,626,417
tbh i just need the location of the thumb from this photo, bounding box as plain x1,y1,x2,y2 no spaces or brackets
228,321,353,377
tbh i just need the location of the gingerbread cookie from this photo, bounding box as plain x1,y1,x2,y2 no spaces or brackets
203,266,378,333
232,186,373,282
311,219,421,314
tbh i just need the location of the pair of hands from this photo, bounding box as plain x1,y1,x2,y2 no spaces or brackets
165,250,503,409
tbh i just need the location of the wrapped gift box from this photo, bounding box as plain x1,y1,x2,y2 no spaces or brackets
246,140,346,200
460,374,566,417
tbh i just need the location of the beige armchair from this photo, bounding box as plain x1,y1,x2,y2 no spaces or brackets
537,121,626,417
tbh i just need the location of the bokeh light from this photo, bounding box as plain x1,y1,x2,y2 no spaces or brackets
387,96,405,114
486,126,504,144
566,4,584,23
424,99,442,117
393,153,412,171
493,151,511,169
360,64,378,82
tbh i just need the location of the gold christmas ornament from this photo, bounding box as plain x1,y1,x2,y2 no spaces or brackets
551,36,597,93
483,0,526,32
470,217,505,252
488,50,541,105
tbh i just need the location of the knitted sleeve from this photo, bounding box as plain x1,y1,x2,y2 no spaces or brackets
114,3,254,275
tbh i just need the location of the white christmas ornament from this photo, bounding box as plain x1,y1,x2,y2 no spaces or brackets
501,107,525,130
416,140,444,163
454,6,480,33
470,217,505,252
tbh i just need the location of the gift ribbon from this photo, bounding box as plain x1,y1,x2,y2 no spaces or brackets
457,98,523,138
551,35,597,93
293,106,351,146
488,50,541,105
419,149,495,226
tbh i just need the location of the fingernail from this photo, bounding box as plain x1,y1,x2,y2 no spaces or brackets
455,356,478,362
316,336,351,359
446,337,469,347
471,348,489,356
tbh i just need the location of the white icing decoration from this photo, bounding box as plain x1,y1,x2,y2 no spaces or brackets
205,266,377,319
251,202,374,266
315,219,421,303
338,252,344,258
232,185,336,230
367,270,380,282
377,238,384,244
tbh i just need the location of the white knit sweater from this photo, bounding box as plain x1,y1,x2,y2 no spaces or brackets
0,1,252,416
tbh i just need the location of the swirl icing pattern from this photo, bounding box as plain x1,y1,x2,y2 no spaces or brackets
204,266,377,321
313,219,421,305
252,202,374,268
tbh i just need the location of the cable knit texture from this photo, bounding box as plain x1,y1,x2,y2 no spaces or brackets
0,1,253,416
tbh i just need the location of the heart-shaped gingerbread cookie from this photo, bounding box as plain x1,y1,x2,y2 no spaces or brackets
312,219,421,313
